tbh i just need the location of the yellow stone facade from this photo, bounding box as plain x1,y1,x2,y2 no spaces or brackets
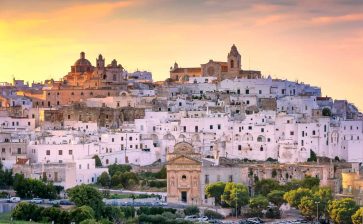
166,142,202,205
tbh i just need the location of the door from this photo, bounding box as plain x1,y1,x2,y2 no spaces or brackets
181,191,187,203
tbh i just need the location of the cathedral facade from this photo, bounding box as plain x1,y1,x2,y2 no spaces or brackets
169,45,261,83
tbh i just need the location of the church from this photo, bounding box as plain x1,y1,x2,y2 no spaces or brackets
169,45,261,83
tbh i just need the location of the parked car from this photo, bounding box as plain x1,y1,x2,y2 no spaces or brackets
59,199,74,205
30,198,43,204
49,199,60,205
7,197,21,203
185,215,199,221
198,216,209,222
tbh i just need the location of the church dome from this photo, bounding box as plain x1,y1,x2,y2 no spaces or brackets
74,52,92,67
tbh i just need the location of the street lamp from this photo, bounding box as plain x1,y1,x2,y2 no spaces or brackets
315,201,320,222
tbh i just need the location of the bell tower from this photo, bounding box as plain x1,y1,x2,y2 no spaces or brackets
227,44,241,75
96,54,105,68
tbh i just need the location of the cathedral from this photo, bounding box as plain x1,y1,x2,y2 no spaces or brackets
169,45,261,83
63,52,127,89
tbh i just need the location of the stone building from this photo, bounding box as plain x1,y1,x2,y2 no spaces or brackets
169,45,261,83
166,142,202,204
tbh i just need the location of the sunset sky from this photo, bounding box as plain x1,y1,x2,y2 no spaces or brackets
0,0,362,109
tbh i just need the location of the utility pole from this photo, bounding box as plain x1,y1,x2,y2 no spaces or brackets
315,201,320,223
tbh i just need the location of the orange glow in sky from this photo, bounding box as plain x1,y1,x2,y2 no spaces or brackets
0,0,362,109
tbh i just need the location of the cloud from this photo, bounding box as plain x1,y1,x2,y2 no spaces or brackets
310,13,363,25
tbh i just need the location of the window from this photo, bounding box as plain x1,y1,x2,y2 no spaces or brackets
259,90,262,94
290,131,294,135
312,130,316,135
59,150,63,155
210,125,213,130
17,148,21,154
1,148,5,153
238,145,242,151
218,124,221,130
46,150,50,155
248,126,252,130
112,138,114,142
69,150,73,155
245,89,249,94
229,175,233,182
205,175,209,184
261,128,264,132
182,175,187,180
217,175,221,182
260,146,263,151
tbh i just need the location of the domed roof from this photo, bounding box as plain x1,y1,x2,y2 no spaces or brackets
74,52,92,67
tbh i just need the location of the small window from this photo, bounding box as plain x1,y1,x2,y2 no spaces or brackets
69,150,73,155
182,175,187,180
58,150,63,155
46,150,50,155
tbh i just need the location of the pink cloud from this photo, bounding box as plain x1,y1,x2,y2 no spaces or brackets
310,13,363,25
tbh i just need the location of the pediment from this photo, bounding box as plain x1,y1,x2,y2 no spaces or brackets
167,155,201,165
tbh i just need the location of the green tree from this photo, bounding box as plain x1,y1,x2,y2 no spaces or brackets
205,182,226,205
298,195,320,220
322,108,332,117
254,179,281,196
70,205,95,223
11,202,45,222
102,206,125,223
307,150,317,162
221,182,249,211
0,161,13,188
267,190,286,207
13,174,57,199
352,207,363,224
301,176,320,189
108,164,132,176
97,172,111,187
283,188,313,208
154,166,166,179
328,198,358,224
249,195,269,213
67,184,104,219
184,206,200,216
93,155,103,167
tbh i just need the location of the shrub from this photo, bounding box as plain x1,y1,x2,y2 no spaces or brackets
204,210,224,219
149,180,167,188
120,206,136,218
184,206,200,216
265,207,281,219
11,202,44,222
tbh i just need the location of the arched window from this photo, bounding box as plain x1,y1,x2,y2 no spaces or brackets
113,74,117,81
257,135,266,142
230,59,234,68
106,159,109,165
182,175,187,180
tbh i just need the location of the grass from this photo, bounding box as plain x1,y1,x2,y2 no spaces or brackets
0,212,42,224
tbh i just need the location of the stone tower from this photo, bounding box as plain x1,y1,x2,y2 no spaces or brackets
96,54,105,68
227,44,241,75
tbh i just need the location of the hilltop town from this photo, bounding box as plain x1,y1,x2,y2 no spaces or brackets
1,45,363,223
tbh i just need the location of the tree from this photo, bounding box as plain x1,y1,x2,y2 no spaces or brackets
322,108,332,117
204,210,224,219
97,172,111,187
154,166,166,179
298,195,320,220
70,205,95,223
184,206,200,216
249,195,269,216
102,206,125,223
283,188,313,208
13,174,57,199
93,155,103,167
352,207,363,224
205,182,226,205
328,198,358,224
267,190,286,207
67,184,104,218
221,182,249,212
301,176,320,189
108,164,132,176
254,179,281,196
11,202,44,222
0,161,13,189
307,150,317,162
